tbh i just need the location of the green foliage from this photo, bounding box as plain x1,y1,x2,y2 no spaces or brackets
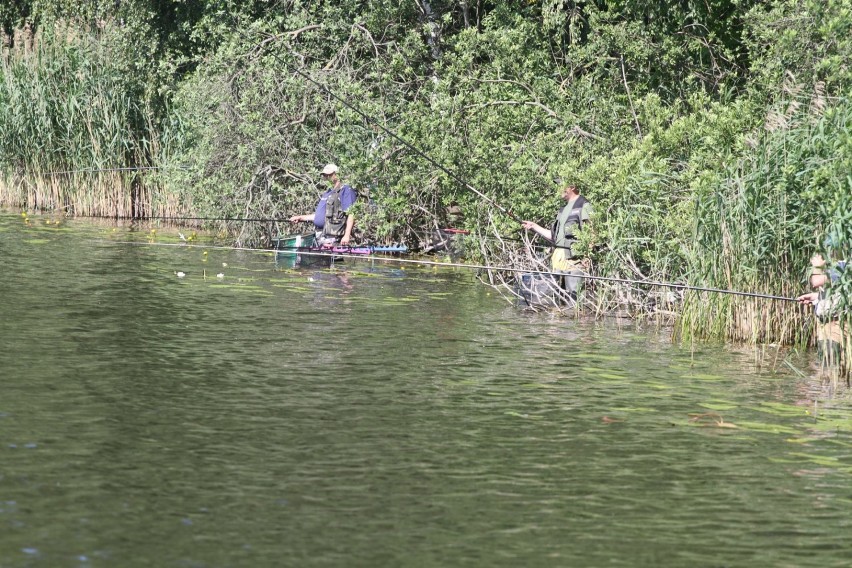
582,93,761,283
0,16,184,215
745,0,852,95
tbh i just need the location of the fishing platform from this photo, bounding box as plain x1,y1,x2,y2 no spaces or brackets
272,233,409,268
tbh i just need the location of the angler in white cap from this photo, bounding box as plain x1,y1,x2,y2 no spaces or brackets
289,163,358,246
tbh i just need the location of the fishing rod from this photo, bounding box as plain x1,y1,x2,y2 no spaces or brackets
20,211,294,223
18,207,544,250
34,207,539,246
114,239,800,303
315,250,800,302
277,51,527,228
265,48,570,251
88,214,290,223
20,48,548,243
32,166,190,176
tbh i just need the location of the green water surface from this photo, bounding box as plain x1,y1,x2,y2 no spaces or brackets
1,212,851,567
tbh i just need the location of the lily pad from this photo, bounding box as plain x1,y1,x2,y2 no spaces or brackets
754,402,809,417
736,421,800,435
681,373,725,382
698,402,739,411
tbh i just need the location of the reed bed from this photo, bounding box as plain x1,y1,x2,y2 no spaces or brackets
0,171,185,220
0,23,187,219
680,91,852,374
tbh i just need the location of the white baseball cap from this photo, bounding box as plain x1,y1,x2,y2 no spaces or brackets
321,163,338,175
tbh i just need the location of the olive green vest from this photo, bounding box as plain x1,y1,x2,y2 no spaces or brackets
323,187,348,239
551,195,587,257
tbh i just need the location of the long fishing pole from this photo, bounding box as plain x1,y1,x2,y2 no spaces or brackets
33,166,190,176
114,240,800,303
278,52,526,227
38,210,543,249
22,211,297,223
21,49,542,243
79,214,291,223
301,250,800,302
22,208,542,249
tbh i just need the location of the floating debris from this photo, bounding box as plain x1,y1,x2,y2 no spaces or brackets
689,412,738,429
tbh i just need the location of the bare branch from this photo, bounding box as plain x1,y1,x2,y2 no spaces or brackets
620,55,642,138
354,23,380,58
249,26,322,57
286,24,322,39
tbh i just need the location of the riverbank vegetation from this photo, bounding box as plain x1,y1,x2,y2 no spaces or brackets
1,1,850,368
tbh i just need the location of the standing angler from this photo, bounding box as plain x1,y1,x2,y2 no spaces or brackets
289,164,357,246
797,252,848,366
522,178,593,296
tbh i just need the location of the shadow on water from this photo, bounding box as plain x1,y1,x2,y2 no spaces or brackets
1,212,851,567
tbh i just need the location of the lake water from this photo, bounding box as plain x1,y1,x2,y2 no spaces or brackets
1,211,851,567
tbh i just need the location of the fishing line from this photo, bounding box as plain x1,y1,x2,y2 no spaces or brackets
88,214,289,223
34,210,544,250
22,208,539,250
20,211,296,223
111,239,800,303
30,211,540,249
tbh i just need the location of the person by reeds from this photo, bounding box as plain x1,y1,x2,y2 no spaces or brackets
797,253,849,369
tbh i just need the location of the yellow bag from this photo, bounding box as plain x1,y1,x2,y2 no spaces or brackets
551,247,572,272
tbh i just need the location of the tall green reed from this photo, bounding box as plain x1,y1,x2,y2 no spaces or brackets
680,92,852,361
0,23,184,218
